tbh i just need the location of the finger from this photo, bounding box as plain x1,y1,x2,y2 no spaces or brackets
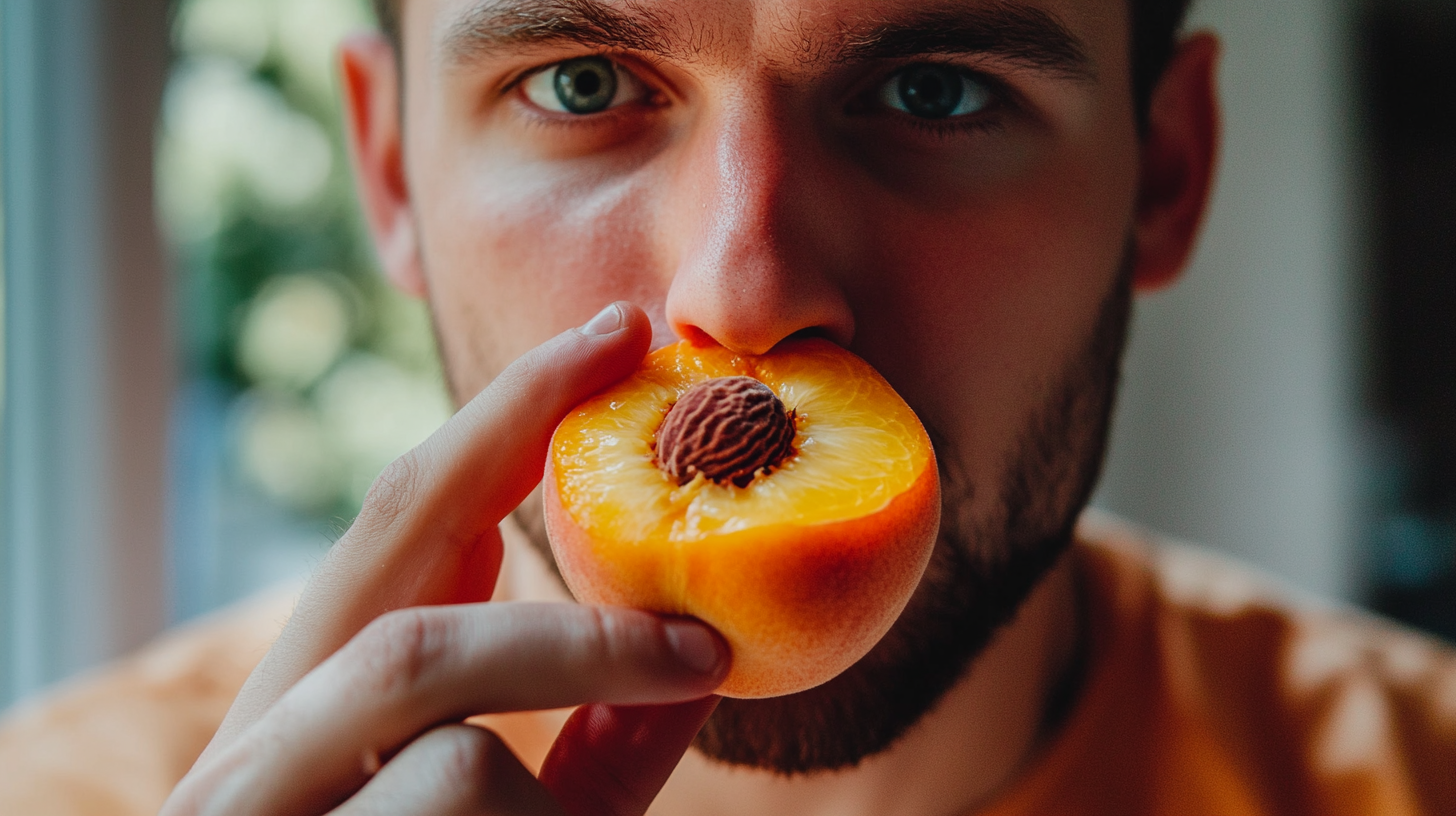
180,604,727,816
314,299,651,625
216,303,652,740
333,725,565,816
539,697,720,816
345,300,652,568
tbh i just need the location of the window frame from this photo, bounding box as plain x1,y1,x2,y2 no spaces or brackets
1,0,172,708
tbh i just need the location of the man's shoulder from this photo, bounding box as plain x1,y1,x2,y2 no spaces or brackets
1033,513,1456,816
1077,511,1456,702
0,585,294,816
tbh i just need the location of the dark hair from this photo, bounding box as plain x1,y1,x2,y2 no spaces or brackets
373,0,401,46
370,0,1194,124
1129,0,1195,123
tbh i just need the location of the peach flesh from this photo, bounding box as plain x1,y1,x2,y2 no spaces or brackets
544,339,940,698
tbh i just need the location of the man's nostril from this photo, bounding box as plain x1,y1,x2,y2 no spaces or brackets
788,327,836,343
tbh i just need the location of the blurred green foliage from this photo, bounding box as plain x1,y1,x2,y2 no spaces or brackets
160,0,451,519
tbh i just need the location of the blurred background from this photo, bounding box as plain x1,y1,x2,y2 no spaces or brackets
2,0,1453,707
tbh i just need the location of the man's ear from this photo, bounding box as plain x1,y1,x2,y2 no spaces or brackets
1132,33,1221,292
340,34,426,298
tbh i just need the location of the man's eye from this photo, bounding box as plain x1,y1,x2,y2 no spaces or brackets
880,65,993,120
521,56,644,114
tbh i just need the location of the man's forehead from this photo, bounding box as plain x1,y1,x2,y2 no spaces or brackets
425,0,1105,78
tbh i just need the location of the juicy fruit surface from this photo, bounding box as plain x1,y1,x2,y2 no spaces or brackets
551,340,931,545
546,338,940,697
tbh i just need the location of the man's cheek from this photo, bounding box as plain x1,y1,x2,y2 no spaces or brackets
852,189,1122,439
428,169,665,323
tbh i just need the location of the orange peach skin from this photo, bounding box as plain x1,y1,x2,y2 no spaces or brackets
543,455,940,699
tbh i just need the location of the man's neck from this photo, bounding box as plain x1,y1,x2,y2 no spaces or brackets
494,519,1085,816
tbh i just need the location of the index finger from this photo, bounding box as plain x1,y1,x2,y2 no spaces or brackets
217,302,652,742
349,301,652,564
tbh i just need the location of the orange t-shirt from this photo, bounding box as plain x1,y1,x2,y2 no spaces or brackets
1,518,1452,815
982,518,1456,816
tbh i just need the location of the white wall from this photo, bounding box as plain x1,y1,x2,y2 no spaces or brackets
1095,0,1362,599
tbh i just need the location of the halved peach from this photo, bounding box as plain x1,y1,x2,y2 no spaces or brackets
543,339,939,698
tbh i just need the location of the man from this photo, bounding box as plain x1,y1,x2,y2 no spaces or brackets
1,0,1452,814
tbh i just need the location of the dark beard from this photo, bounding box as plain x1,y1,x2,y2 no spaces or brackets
691,260,1133,774
500,258,1133,775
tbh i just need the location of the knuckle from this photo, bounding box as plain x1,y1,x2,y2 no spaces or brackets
575,605,651,670
357,450,426,530
432,725,509,786
350,607,452,697
577,605,620,665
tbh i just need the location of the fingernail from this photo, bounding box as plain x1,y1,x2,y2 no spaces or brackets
580,303,624,337
664,621,725,676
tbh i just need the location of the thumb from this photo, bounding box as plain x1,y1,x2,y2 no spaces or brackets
539,697,720,816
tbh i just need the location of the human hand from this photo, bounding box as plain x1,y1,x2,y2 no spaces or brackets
161,302,729,816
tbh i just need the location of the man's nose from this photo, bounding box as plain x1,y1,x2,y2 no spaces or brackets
661,100,856,355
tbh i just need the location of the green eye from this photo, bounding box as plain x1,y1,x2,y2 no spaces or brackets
523,56,646,115
554,57,616,113
881,65,993,120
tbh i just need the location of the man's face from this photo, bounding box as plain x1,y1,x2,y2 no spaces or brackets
384,0,1143,772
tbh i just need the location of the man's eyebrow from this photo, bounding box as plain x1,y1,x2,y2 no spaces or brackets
441,0,682,65
832,5,1094,80
440,0,1093,81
